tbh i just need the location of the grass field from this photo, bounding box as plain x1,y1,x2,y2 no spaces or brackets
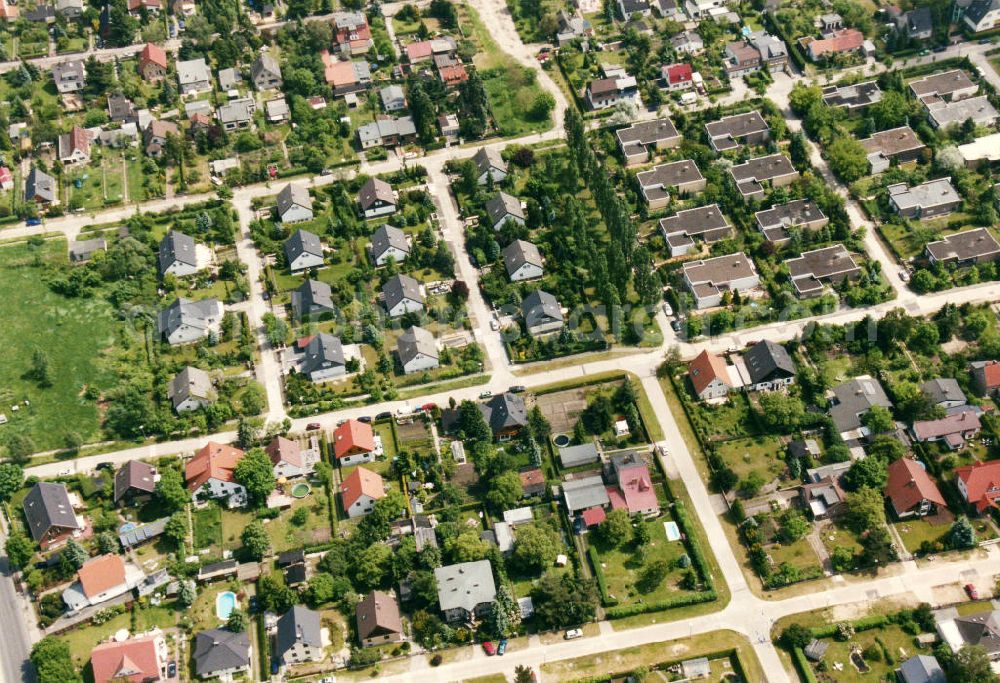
193,506,223,549
0,240,117,452
717,435,785,483
60,603,177,668
808,623,930,682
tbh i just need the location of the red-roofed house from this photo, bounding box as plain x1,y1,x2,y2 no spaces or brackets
63,553,141,612
333,419,377,465
956,460,1000,513
688,349,733,401
0,166,12,190
266,436,307,479
804,28,865,60
127,0,162,13
886,458,947,519
91,633,166,683
663,63,693,91
58,126,91,165
607,452,660,517
405,40,434,64
0,0,20,21
581,506,606,528
439,64,468,87
341,466,385,518
519,468,546,498
971,360,1000,396
333,12,373,55
139,43,168,82
185,442,246,502
911,409,981,450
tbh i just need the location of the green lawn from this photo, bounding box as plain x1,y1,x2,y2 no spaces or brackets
481,65,553,138
716,435,785,483
0,240,117,453
60,603,177,668
808,624,932,682
260,492,334,552
892,517,950,555
683,390,756,442
192,506,223,549
769,537,821,572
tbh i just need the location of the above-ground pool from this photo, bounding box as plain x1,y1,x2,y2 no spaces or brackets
119,522,137,534
291,482,311,498
216,591,237,620
553,434,571,447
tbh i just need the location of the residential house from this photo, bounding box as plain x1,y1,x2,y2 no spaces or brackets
113,460,158,506
341,466,385,518
434,560,496,622
802,28,866,61
380,85,406,112
615,117,681,167
193,629,251,679
158,230,200,277
176,58,212,94
22,482,82,549
925,95,999,129
332,11,373,54
357,591,404,648
291,279,335,320
558,442,601,468
822,80,882,109
704,110,770,152
911,408,981,450
724,41,762,77
480,393,529,440
958,132,1000,168
139,43,168,82
62,553,139,612
897,6,933,39
52,60,85,93
438,63,469,88
218,67,240,91
828,376,893,446
520,469,546,498
90,634,167,683
292,333,346,382
926,228,1000,266
957,460,1000,512
168,366,215,413
688,349,733,400
728,153,798,199
358,177,397,219
662,63,693,90
25,167,56,205
107,93,136,122
801,476,846,519
383,274,424,317
265,98,290,124
275,606,324,666
69,238,107,263
607,452,660,517
333,419,377,465
755,199,828,244
964,0,1000,32
683,0,731,18
859,126,926,173
682,252,760,309
186,442,246,502
127,0,161,14
144,120,179,158
485,192,525,230
659,203,732,257
585,74,641,110
157,298,223,345
936,608,1000,658
278,184,315,225
503,239,544,282
785,244,861,298
563,476,611,518
55,0,84,17
636,160,706,210
670,30,704,55
369,225,409,266
321,53,372,95
896,655,945,683
356,117,417,149
266,436,314,479
971,360,1000,396
438,113,460,138
251,53,282,91
910,69,979,104
284,228,324,272
740,340,795,391
397,326,439,375
556,9,592,46
217,97,256,131
473,147,507,185
888,178,961,219
921,378,967,410
521,289,564,337
748,30,789,69
886,458,947,519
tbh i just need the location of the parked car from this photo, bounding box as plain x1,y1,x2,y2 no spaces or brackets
932,45,947,53
508,385,526,394
670,320,682,333
357,416,373,423
167,662,177,677
965,583,979,600
564,628,583,640
898,269,909,283
421,403,438,412
482,641,496,656
95,462,113,471
490,319,500,331
375,411,392,420
662,302,673,317
479,391,493,399
497,639,507,656
26,218,42,226
306,422,321,431
980,38,993,44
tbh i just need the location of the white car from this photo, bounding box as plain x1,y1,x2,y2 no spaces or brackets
490,319,500,331
564,628,583,640
662,302,673,317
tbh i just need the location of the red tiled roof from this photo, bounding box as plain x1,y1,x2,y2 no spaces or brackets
185,441,245,491
78,554,126,599
68,126,91,155
666,63,693,85
406,41,433,62
519,468,545,490
439,64,468,85
607,464,658,515
980,361,1000,390
885,458,946,515
127,0,161,10
321,52,356,87
333,419,376,459
0,167,11,184
140,42,168,69
688,349,731,396
581,506,606,527
809,28,864,57
341,466,384,509
956,460,1000,511
266,436,303,469
91,634,162,683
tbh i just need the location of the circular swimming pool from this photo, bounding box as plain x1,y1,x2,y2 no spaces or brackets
216,591,237,620
291,482,311,498
553,434,571,447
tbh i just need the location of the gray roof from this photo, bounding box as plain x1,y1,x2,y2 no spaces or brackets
911,69,977,100
485,192,525,226
434,560,496,614
829,376,892,432
252,53,281,83
705,111,769,149
383,274,424,310
926,95,998,127
562,475,611,512
903,6,933,35
176,58,211,86
292,279,335,318
503,239,543,277
921,378,966,406
217,67,241,90
217,98,255,124
616,117,680,157
299,333,346,375
193,629,250,676
729,154,796,193
927,228,1000,264
277,184,313,218
473,147,506,176
275,606,322,658
119,517,168,548
168,366,215,409
113,459,158,503
26,168,56,203
357,117,416,145
358,177,395,211
284,228,323,264
755,199,826,242
966,0,1000,24
558,442,600,468
22,482,81,542
397,325,438,365
954,610,1000,656
158,230,198,274
52,59,84,84
888,178,960,212
743,340,795,384
157,298,221,336
370,224,408,259
660,204,732,246
822,81,882,108
898,655,945,683
522,289,563,327
69,238,107,261
481,392,529,434
380,84,406,107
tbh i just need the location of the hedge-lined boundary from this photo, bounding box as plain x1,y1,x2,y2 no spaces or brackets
587,546,618,607
604,590,717,619
566,646,750,683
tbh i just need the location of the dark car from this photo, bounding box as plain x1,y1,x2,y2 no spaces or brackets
671,320,682,333
26,218,42,226
508,385,526,394
497,639,508,656
932,45,947,53
306,422,321,431
375,411,392,420
271,659,279,675
358,416,373,423
167,661,177,677
95,462,113,471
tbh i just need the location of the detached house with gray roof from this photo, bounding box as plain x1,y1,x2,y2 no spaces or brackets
729,154,798,199
217,97,256,131
473,147,507,185
659,203,733,257
293,333,347,382
157,297,224,345
52,59,85,93
481,392,528,439
822,81,882,109
284,229,324,273
705,111,770,152
252,53,282,91
158,230,200,277
926,228,1000,267
356,117,417,149
193,629,251,679
636,160,705,210
168,366,216,413
369,225,409,266
739,340,795,391
522,289,564,336
503,239,544,282
275,606,324,665
435,560,496,622
964,0,1000,32
755,199,828,244
113,460,158,506
829,375,893,445
485,192,525,229
397,325,439,375
383,274,424,317
615,117,681,166
921,378,967,410
888,178,961,219
785,244,861,298
277,184,314,225
23,482,82,550
25,167,56,204
357,591,404,648
176,58,212,94
358,177,397,219
682,252,760,309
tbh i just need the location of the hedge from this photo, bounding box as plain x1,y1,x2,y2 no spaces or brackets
587,547,618,607
604,590,717,619
567,647,747,683
673,501,714,590
791,647,820,683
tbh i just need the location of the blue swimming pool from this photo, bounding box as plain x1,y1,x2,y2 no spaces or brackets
216,591,237,620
